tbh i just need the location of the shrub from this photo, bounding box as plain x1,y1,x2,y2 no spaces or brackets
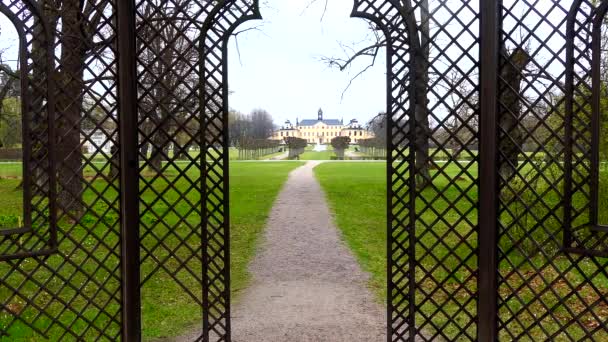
284,137,307,160
330,136,350,160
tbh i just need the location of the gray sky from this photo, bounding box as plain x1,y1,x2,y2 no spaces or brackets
0,1,385,127
0,0,567,128
226,0,387,126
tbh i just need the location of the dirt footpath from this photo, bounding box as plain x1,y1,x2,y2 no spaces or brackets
173,161,385,342
231,161,385,341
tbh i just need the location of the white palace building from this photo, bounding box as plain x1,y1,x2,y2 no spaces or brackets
270,109,374,145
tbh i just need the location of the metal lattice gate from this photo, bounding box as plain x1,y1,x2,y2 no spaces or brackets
0,0,607,341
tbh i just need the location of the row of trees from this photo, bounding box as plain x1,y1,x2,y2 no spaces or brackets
358,138,387,158
0,1,280,213
229,109,281,160
2,0,605,214
236,138,281,160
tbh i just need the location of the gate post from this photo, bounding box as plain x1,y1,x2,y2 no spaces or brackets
478,0,500,341
117,1,141,341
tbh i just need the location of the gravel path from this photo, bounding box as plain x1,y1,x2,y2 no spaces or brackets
172,161,385,341
230,161,385,341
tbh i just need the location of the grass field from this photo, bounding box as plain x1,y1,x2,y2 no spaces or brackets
0,161,303,341
3,158,608,340
0,163,20,179
314,162,388,298
299,149,336,160
315,161,608,341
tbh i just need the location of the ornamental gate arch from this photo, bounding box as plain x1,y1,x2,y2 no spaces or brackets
0,0,607,341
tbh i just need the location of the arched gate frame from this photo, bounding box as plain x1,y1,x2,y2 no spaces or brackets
1,0,608,341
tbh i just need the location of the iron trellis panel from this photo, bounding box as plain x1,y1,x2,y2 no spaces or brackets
135,3,212,340
354,0,480,341
564,0,608,255
0,0,58,261
117,0,141,340
498,0,608,341
352,2,417,340
201,3,261,340
134,1,259,341
2,0,608,341
0,0,122,340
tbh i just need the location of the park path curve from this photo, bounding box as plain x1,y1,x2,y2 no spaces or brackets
231,160,386,341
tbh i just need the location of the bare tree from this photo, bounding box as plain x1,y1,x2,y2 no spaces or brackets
367,112,387,145
229,110,252,147
436,70,479,160
136,1,254,171
229,109,275,147
136,0,202,172
249,108,274,140
4,0,117,214
321,0,432,187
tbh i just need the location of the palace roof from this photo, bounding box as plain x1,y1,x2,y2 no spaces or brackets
299,119,343,126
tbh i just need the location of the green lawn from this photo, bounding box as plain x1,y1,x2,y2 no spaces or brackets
315,161,608,341
299,149,336,160
600,171,608,225
314,162,388,298
0,161,302,341
0,163,20,179
0,149,241,180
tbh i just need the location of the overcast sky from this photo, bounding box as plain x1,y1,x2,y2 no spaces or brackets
226,0,387,126
0,1,385,126
0,0,569,128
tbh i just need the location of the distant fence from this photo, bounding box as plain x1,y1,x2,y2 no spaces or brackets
358,145,387,159
237,146,281,160
0,148,22,161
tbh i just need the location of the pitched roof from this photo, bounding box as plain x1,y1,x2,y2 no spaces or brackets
299,119,342,126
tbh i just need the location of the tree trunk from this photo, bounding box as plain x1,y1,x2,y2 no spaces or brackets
149,131,170,173
55,1,86,215
498,48,531,181
399,0,431,189
30,2,58,194
109,145,119,181
414,62,431,188
147,34,174,174
335,148,345,160
140,141,150,158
